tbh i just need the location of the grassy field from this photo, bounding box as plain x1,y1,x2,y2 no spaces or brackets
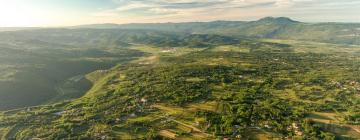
0,39,360,139
307,112,360,139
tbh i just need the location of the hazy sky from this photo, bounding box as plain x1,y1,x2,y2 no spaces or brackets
0,0,359,27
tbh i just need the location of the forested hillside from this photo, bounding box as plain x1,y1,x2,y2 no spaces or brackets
74,17,360,45
0,18,359,139
0,28,246,110
1,37,360,139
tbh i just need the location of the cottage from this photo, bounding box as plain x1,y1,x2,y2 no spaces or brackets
140,98,147,104
53,111,65,116
130,113,137,117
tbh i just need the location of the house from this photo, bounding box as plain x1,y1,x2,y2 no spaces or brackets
130,113,137,117
115,118,121,123
53,111,65,116
140,98,147,104
101,135,107,140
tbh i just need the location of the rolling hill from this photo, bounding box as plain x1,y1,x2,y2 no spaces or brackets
73,17,360,45
0,17,359,139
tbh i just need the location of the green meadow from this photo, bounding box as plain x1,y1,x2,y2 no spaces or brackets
0,17,360,139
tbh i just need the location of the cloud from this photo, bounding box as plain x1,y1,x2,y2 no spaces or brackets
91,0,284,23
116,2,154,11
89,0,360,24
274,0,292,7
148,7,179,14
1,0,358,27
107,0,281,16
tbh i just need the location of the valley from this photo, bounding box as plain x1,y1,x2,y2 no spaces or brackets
0,17,359,139
0,38,146,110
1,36,360,139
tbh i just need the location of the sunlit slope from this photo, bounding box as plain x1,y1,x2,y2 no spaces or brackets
1,40,359,139
0,28,245,110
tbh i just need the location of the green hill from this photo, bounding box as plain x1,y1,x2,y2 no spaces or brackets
73,17,360,45
0,18,360,139
1,38,360,139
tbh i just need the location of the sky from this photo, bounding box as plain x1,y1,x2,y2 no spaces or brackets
0,0,359,27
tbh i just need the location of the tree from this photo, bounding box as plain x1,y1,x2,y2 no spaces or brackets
146,128,157,140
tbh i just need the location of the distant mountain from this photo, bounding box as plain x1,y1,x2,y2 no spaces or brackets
0,28,243,49
71,17,360,45
1,17,359,45
70,23,121,29
255,17,300,25
0,27,40,32
71,21,247,34
198,17,360,45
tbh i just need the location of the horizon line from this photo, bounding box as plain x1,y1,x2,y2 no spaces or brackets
1,16,360,28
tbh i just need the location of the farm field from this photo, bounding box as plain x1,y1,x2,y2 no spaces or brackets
1,37,359,139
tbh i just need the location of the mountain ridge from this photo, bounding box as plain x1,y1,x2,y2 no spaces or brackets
67,17,360,45
70,17,360,29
